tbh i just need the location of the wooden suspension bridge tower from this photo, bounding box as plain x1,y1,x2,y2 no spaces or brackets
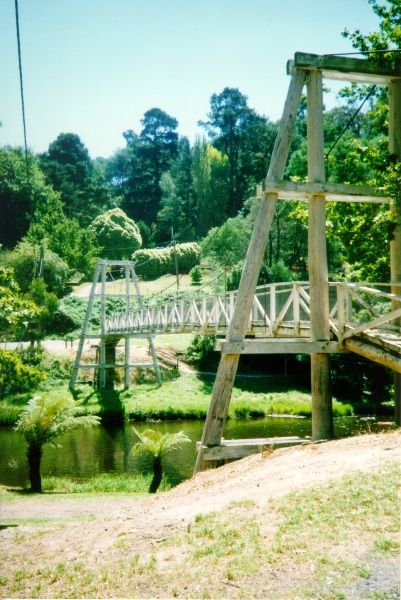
69,260,162,390
194,52,401,473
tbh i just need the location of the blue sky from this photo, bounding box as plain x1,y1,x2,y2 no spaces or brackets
1,0,381,158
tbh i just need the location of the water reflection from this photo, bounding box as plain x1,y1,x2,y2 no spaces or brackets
0,416,393,488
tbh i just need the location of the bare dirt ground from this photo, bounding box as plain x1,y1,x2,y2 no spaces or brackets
1,429,400,598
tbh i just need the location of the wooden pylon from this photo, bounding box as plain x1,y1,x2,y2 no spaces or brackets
194,52,401,473
69,260,162,390
194,69,306,473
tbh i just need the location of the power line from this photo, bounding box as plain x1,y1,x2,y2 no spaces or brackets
14,0,30,187
324,85,377,159
323,49,401,57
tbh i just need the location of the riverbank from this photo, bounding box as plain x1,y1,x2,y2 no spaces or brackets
1,429,399,599
0,371,354,426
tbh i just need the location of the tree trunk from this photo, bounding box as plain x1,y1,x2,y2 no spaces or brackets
27,444,43,493
149,457,163,493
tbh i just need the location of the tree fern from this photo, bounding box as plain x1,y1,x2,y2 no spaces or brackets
131,428,190,493
15,395,101,492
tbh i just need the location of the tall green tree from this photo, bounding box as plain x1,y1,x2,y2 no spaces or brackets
39,133,111,225
199,88,276,217
156,137,195,242
27,212,101,279
192,139,229,237
0,146,62,249
122,109,179,225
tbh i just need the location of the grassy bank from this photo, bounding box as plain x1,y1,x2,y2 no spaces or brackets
0,372,353,426
1,459,399,599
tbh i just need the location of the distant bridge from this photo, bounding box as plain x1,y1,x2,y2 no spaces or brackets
104,281,401,373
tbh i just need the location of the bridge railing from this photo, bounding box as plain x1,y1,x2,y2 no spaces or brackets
104,281,401,343
105,282,313,336
329,283,401,345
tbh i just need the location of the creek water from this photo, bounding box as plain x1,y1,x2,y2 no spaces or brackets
0,416,389,489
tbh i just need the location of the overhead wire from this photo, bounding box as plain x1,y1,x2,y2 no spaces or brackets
324,84,377,159
323,49,401,57
145,219,235,301
14,0,30,188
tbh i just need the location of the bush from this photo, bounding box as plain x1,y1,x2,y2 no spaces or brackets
184,335,218,371
3,241,69,297
53,295,126,336
133,242,201,280
190,265,202,285
90,208,142,260
0,349,46,398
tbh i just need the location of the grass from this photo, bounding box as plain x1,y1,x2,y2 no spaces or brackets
2,459,398,598
41,472,169,494
0,372,353,425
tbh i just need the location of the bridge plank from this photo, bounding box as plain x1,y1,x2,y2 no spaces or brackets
197,437,308,460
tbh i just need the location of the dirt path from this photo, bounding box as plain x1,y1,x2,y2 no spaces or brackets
1,430,399,599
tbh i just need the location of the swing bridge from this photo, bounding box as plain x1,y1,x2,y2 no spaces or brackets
106,280,401,369
71,50,401,470
71,271,401,388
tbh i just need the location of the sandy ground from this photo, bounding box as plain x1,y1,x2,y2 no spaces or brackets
1,430,400,598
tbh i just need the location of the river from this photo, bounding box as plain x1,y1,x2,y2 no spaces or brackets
0,415,390,489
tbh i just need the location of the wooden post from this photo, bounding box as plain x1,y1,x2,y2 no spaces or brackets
99,262,107,388
70,262,102,390
128,263,162,386
194,69,306,473
125,265,131,389
388,78,401,425
105,342,116,389
307,70,333,440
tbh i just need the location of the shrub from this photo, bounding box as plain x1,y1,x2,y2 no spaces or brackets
133,242,201,280
3,241,69,297
90,208,142,260
184,335,217,371
0,349,46,398
190,265,203,285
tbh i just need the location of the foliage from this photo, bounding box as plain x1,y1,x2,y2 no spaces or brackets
0,267,40,341
0,349,46,398
202,217,251,268
190,264,203,285
15,395,101,492
199,87,277,217
133,242,201,279
121,108,179,226
18,345,72,387
192,140,229,237
131,428,190,492
342,0,401,69
53,295,126,337
90,208,142,260
27,213,101,279
3,241,69,297
0,146,62,249
184,335,217,371
24,278,59,342
38,133,111,225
